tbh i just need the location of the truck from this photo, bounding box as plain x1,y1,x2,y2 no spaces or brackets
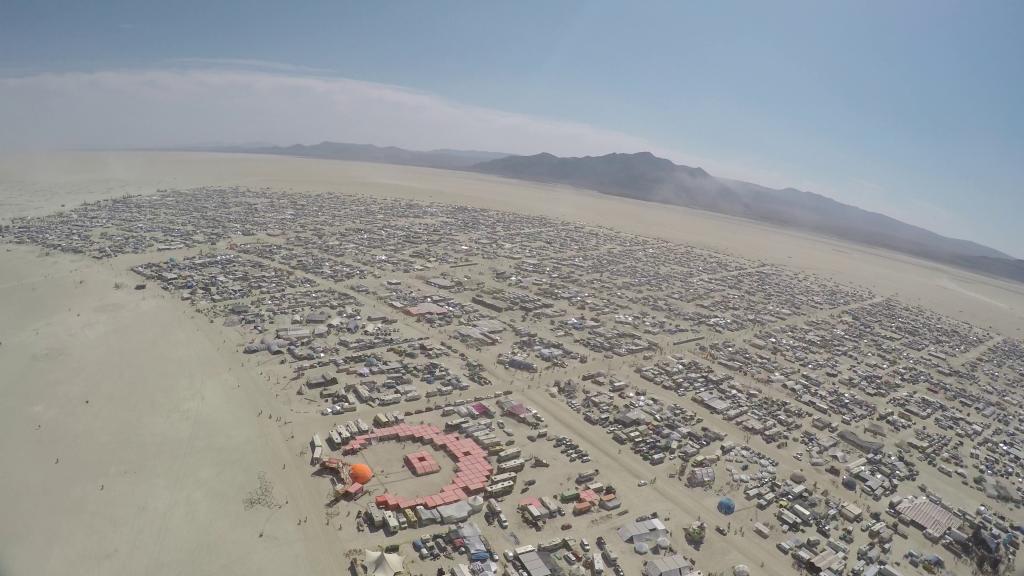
601,548,619,567
383,511,400,535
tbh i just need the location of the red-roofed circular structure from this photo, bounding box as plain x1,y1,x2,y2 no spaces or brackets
343,423,493,511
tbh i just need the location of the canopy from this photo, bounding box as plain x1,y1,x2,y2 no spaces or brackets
717,497,736,515
364,550,405,576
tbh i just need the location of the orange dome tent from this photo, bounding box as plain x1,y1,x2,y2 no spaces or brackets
349,463,374,484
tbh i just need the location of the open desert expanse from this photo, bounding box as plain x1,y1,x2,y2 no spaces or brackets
0,246,349,576
1,152,1021,576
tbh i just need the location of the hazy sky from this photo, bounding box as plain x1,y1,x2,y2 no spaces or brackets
1,1,1021,255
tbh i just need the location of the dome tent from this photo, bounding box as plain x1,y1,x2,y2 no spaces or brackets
350,463,374,484
790,471,806,483
717,497,736,515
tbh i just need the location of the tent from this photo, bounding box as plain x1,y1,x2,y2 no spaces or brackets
350,463,374,484
364,550,405,576
717,497,736,515
733,565,750,576
790,471,806,483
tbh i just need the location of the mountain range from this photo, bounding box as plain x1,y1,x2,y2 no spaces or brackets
469,152,1024,282
208,142,1023,283
213,141,507,170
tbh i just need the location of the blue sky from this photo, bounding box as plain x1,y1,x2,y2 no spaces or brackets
2,1,1022,255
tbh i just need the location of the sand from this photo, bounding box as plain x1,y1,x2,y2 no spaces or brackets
1,151,1021,576
0,247,344,576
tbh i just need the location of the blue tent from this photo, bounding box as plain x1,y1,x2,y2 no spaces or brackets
717,497,736,515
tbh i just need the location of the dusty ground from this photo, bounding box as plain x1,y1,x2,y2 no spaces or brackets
0,246,344,576
1,151,1021,576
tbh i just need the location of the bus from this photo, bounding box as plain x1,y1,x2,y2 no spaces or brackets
497,447,522,462
497,459,525,473
486,481,515,498
445,417,469,432
490,472,518,485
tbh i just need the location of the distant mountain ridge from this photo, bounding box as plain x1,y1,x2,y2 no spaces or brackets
470,152,1024,282
212,141,509,170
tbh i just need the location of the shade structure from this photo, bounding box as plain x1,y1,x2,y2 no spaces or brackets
364,550,405,576
350,463,374,484
717,496,736,515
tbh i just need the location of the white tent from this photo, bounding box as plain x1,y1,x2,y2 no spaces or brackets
364,550,405,576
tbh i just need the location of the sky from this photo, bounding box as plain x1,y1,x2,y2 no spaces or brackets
1,1,1021,255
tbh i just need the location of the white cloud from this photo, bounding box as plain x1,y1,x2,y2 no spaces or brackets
0,67,667,157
